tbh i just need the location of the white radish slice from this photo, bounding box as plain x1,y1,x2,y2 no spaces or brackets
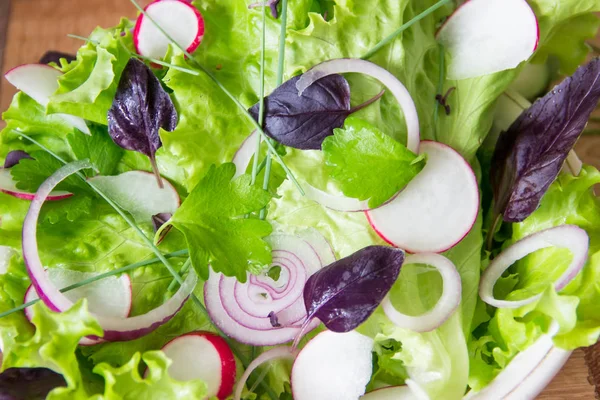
292,330,374,400
361,381,429,400
464,323,567,400
479,225,589,309
0,168,72,202
4,64,90,134
23,161,199,342
134,0,205,60
436,0,539,80
88,171,180,224
160,331,236,400
0,246,16,274
366,141,479,253
23,269,132,346
296,58,420,154
382,253,461,332
234,346,298,400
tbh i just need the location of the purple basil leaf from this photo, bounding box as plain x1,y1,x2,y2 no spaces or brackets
39,51,76,65
303,246,404,332
3,150,33,169
107,58,178,167
269,0,280,18
152,212,172,232
248,74,351,150
491,58,600,223
0,368,66,400
268,310,281,327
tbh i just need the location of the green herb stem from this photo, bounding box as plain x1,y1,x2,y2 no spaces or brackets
129,0,304,196
360,0,452,60
0,249,189,319
166,258,192,293
486,213,503,252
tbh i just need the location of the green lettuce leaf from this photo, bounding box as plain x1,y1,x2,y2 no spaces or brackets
322,117,426,208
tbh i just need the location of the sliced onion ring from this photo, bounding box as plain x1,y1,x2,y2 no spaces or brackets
479,225,589,309
296,58,420,154
22,161,198,342
234,346,298,400
233,130,259,178
382,253,461,332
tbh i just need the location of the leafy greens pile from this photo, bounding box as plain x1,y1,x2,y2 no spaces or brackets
0,0,600,399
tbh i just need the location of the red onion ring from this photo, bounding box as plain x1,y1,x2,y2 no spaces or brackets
382,253,462,332
233,346,298,400
22,161,198,342
204,232,331,345
479,225,589,309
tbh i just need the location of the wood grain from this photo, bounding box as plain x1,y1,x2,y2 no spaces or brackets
0,1,599,399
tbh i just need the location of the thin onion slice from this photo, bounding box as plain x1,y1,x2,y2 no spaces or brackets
232,130,259,178
204,232,331,345
22,161,198,342
382,253,461,332
233,346,298,400
296,58,420,154
479,225,589,309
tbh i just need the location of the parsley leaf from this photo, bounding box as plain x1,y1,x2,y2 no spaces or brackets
322,117,426,208
67,124,124,176
168,163,273,282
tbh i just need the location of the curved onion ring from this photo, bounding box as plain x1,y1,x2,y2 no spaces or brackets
382,253,462,332
204,232,331,345
22,161,198,342
479,225,589,309
234,346,298,400
232,130,259,178
296,58,420,153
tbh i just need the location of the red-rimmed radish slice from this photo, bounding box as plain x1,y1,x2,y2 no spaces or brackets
291,330,374,400
361,380,429,400
134,0,205,60
366,141,479,253
464,323,568,400
0,246,16,274
204,232,331,345
88,171,180,224
479,225,589,309
382,253,461,332
436,0,539,80
0,168,72,201
4,64,90,134
233,131,259,178
23,269,132,346
160,332,236,400
23,161,198,342
234,346,298,400
296,59,420,154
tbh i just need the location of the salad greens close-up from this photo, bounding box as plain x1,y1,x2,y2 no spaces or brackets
1,0,600,398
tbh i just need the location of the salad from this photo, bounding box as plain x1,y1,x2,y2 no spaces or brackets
0,0,600,398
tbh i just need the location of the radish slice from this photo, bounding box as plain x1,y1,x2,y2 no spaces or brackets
233,131,259,178
366,141,479,253
291,330,374,400
204,232,329,345
436,0,539,80
88,171,180,224
0,246,16,274
23,269,132,346
22,160,198,342
233,346,298,400
296,59,420,154
4,64,90,134
0,168,72,201
361,381,429,400
464,323,566,400
134,0,205,60
479,225,589,309
160,332,236,400
382,253,461,332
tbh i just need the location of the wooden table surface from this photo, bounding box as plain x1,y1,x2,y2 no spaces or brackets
0,0,599,398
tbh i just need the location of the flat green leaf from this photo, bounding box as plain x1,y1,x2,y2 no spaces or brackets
322,117,425,208
168,163,272,281
67,124,124,176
